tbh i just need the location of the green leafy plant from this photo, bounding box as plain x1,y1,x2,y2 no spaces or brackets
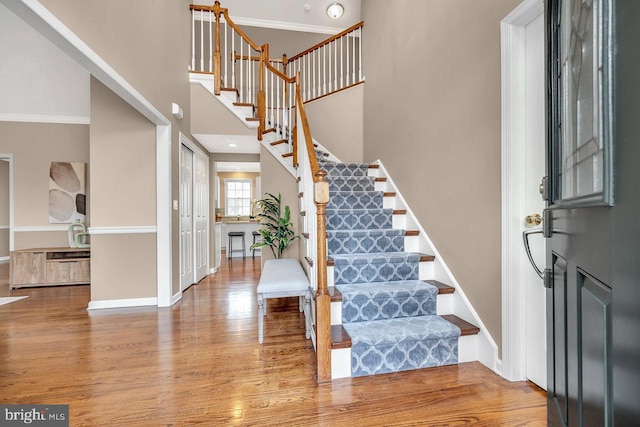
250,192,299,259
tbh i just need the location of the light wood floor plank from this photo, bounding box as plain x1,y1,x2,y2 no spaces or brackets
0,256,546,426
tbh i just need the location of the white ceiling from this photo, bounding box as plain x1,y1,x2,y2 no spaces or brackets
216,161,260,172
218,0,362,33
193,134,261,154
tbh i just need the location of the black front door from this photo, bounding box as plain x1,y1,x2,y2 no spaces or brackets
545,1,640,426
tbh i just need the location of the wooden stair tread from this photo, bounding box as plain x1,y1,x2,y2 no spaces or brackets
383,192,396,197
374,177,387,182
405,230,419,236
262,127,276,134
282,152,293,158
328,286,342,302
270,139,288,146
233,102,254,107
419,253,436,262
221,87,239,94
441,314,480,336
424,280,455,295
331,325,352,349
246,117,260,122
368,164,379,169
393,209,407,215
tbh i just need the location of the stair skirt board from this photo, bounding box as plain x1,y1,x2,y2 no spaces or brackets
317,149,475,379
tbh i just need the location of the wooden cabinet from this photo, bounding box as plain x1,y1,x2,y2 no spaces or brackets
10,247,90,289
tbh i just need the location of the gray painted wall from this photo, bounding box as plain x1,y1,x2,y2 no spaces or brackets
361,0,521,354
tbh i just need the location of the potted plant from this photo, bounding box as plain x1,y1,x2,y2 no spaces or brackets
250,192,299,259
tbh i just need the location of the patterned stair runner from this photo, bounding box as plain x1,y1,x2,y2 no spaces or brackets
319,157,461,377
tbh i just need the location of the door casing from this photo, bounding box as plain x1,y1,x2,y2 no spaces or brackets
500,0,545,382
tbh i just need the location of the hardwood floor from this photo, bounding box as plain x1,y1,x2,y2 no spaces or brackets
0,257,547,426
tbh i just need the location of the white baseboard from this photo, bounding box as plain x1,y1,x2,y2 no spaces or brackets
171,291,182,305
87,297,157,310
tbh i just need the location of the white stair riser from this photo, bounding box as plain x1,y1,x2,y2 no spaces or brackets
331,348,351,379
458,334,478,363
331,299,341,325
436,294,453,315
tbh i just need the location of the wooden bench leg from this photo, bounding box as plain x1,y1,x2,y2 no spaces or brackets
304,291,311,340
258,294,265,344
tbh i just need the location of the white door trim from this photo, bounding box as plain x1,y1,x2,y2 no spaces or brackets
500,0,544,382
4,0,174,307
0,154,14,252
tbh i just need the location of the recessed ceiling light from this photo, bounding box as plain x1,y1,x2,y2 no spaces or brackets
326,3,344,19
228,143,237,148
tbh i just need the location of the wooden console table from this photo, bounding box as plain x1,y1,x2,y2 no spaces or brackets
9,247,90,289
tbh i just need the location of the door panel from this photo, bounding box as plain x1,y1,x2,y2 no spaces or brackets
180,144,194,291
194,153,209,282
550,254,568,426
578,270,612,427
546,1,640,426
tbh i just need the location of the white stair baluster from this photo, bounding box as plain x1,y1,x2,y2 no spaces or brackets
200,14,204,71
334,39,337,90
340,36,344,89
208,11,212,73
231,28,235,89
323,45,327,94
358,28,363,82
270,69,274,127
312,50,315,99
191,11,195,70
240,37,243,102
223,20,227,86
352,30,356,84
346,32,350,86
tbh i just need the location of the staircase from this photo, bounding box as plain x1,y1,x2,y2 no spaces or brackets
309,151,480,378
190,1,488,382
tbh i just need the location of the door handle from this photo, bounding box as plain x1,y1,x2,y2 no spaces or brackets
522,228,544,279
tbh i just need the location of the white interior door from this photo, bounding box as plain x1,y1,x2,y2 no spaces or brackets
523,12,546,390
180,144,194,291
194,153,209,282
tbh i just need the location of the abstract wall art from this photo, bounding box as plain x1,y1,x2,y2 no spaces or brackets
49,162,86,224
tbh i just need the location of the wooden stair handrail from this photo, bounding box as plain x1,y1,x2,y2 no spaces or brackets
294,70,331,382
190,3,262,52
288,21,364,62
295,72,320,179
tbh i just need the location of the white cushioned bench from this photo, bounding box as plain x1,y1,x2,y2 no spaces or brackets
257,258,311,344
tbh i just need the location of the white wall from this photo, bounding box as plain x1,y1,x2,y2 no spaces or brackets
0,3,89,121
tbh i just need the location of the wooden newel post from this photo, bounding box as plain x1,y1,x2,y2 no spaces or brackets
314,169,331,382
282,54,288,77
213,1,222,95
257,44,267,141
